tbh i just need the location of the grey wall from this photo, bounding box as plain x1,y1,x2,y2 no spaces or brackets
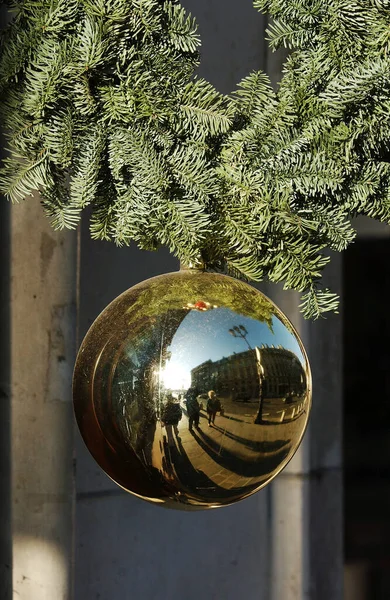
182,0,267,92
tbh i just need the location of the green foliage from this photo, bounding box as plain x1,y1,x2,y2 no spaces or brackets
1,0,390,318
125,271,275,328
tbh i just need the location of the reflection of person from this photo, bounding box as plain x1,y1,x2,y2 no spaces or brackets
162,397,182,446
185,387,201,431
286,391,294,404
207,390,221,426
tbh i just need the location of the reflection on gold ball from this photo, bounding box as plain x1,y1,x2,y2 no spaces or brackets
73,270,312,510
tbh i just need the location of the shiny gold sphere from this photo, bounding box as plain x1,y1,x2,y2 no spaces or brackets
73,270,311,509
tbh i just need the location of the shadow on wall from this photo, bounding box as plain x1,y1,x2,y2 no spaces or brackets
344,236,390,600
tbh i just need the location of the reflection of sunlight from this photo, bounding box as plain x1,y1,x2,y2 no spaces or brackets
14,535,68,597
160,363,191,390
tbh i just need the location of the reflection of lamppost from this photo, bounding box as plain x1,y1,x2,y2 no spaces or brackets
228,324,252,350
254,347,264,424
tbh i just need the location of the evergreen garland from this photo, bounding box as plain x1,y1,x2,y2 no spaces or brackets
1,0,389,318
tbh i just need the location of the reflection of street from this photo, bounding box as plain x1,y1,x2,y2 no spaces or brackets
211,395,307,424
261,396,307,423
149,397,307,498
150,418,237,501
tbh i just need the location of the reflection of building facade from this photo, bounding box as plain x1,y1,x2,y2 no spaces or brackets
191,346,305,400
257,346,305,398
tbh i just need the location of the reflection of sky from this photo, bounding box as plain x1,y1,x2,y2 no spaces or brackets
162,307,305,388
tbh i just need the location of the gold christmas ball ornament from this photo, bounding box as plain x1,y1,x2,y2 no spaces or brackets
73,270,312,510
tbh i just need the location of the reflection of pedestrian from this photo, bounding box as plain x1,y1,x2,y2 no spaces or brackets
162,397,182,447
207,390,221,426
185,387,201,431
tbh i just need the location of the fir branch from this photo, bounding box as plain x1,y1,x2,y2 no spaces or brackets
69,124,105,209
0,151,51,203
1,0,390,318
163,2,200,54
179,78,234,137
300,287,340,320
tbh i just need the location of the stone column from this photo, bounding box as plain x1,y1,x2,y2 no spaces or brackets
0,191,12,600
8,196,77,599
262,261,343,600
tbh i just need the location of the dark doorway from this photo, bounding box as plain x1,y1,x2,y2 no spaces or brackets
344,237,390,598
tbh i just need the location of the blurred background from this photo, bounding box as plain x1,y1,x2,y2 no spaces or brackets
0,1,389,599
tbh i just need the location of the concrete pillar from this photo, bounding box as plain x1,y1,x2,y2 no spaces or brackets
0,8,76,598
262,260,343,600
0,190,12,600
0,11,12,599
8,195,77,599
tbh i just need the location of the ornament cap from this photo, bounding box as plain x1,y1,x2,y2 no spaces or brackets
179,259,206,272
